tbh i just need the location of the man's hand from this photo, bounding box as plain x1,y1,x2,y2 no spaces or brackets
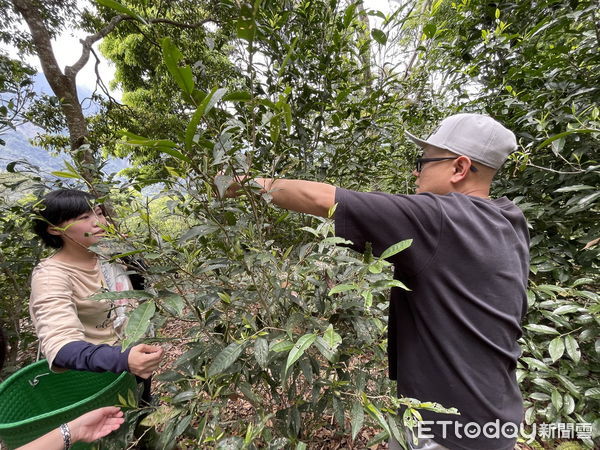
69,406,124,442
128,344,163,379
214,173,254,198
216,174,335,217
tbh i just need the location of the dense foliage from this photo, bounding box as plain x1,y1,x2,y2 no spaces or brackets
410,0,600,444
0,0,598,448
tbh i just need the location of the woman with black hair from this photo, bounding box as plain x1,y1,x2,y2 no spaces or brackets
29,189,163,385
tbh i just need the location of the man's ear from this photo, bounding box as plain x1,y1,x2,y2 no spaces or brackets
450,156,471,182
47,225,62,236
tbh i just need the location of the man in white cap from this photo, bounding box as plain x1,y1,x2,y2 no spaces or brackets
226,113,529,450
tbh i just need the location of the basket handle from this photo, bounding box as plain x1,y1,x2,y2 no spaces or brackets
29,372,50,387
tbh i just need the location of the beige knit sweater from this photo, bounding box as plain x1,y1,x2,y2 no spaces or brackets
29,257,125,368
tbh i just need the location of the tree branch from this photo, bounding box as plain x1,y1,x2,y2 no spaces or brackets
67,15,218,80
148,17,218,29
67,14,130,80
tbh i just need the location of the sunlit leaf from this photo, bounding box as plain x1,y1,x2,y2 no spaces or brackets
521,357,549,372
380,239,412,259
285,333,316,374
328,283,356,295
564,335,581,363
548,337,564,362
161,37,194,95
323,324,342,350
51,171,81,179
524,324,559,335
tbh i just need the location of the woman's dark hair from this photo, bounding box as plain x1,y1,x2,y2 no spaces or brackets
32,189,100,249
0,327,6,371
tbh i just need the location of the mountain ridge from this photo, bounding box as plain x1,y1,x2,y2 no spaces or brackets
0,73,128,176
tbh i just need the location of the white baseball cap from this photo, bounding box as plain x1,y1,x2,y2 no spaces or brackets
405,113,518,169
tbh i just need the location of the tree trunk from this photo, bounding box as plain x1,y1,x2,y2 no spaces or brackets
10,0,95,183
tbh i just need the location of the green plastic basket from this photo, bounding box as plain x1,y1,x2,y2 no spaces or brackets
0,360,137,449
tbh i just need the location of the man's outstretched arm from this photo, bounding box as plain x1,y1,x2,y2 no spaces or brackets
228,178,336,218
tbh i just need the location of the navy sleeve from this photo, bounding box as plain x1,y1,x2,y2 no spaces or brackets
334,188,441,276
54,341,131,373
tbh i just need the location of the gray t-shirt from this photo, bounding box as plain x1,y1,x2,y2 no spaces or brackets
335,189,529,450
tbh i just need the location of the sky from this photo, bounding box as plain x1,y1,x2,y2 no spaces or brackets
3,0,399,98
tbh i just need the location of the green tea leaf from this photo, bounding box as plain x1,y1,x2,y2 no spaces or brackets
222,91,252,102
174,414,193,438
343,3,357,28
536,128,599,151
521,357,549,372
554,184,596,193
236,3,255,42
254,337,269,369
423,23,437,38
351,400,364,440
328,284,356,295
140,405,179,427
564,335,581,363
161,37,194,95
159,146,191,163
363,395,391,436
563,394,575,414
323,324,342,350
584,387,600,399
239,381,261,405
524,324,560,335
332,396,345,426
555,375,580,397
314,336,337,362
380,239,412,259
51,171,81,179
123,300,156,348
529,392,551,401
553,305,580,315
371,28,387,45
172,390,195,403
524,406,536,425
208,342,245,376
162,293,185,317
551,389,563,411
214,175,233,199
361,290,373,309
285,333,316,374
548,337,564,362
271,340,294,353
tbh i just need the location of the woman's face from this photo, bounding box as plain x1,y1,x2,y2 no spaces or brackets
50,206,108,248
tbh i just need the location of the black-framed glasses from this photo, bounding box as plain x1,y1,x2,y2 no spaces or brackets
415,156,478,173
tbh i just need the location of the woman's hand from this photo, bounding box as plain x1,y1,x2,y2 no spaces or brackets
128,343,164,379
69,406,124,442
